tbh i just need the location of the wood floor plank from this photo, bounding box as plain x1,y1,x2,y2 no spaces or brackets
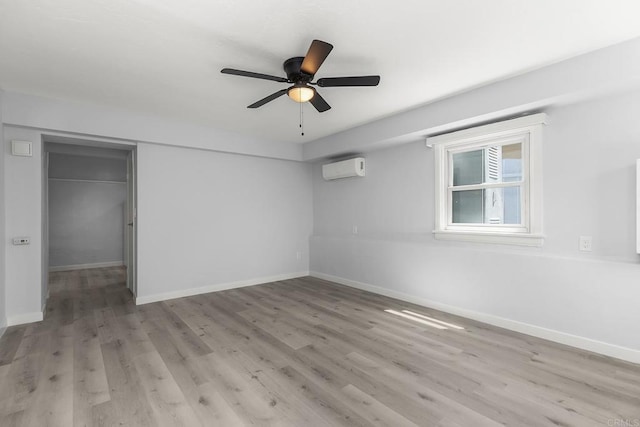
193,382,246,426
276,364,373,427
0,410,24,427
340,383,420,427
19,324,74,427
344,350,525,426
2,330,51,415
111,313,156,357
237,307,313,350
215,346,332,426
154,302,214,358
192,351,287,425
73,315,111,427
0,363,13,417
93,307,117,345
297,343,446,426
1,266,638,426
151,340,241,426
0,327,26,367
132,351,202,426
99,339,156,426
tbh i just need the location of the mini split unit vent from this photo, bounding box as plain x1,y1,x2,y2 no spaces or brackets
322,157,366,181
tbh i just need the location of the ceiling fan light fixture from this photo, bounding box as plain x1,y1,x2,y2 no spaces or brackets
288,85,315,103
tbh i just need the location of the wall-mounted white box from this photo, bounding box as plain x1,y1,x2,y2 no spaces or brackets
11,140,32,157
322,157,365,180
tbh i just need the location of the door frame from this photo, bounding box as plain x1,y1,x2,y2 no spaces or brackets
41,134,138,302
125,148,137,296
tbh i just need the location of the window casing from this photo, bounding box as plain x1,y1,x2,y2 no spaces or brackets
429,114,546,246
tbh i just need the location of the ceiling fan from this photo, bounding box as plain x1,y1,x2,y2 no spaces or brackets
221,40,380,113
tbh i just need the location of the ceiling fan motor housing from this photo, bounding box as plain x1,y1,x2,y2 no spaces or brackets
283,57,312,83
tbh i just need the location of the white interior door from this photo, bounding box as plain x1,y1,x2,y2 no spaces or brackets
42,150,49,305
125,149,137,296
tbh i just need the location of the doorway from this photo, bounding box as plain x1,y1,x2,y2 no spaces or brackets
42,136,137,304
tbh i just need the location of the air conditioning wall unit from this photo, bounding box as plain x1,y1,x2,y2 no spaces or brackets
322,157,366,181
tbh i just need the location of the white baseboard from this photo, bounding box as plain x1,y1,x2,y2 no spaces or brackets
49,261,124,272
136,271,310,305
7,311,44,326
310,271,640,365
42,295,48,318
0,319,7,339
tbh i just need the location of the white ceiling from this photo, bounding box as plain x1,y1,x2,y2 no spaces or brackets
2,0,640,144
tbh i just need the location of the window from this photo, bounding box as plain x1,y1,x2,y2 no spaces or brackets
429,113,546,246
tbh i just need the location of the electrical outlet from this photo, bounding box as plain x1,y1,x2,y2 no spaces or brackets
13,236,30,245
579,236,592,252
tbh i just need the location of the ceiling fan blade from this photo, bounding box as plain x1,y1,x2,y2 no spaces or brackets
309,90,331,113
317,76,380,87
247,89,288,108
221,68,288,83
300,40,334,76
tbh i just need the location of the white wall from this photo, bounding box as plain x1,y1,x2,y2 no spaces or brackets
0,121,314,322
136,143,313,303
3,126,43,325
0,91,6,334
1,91,302,161
49,152,127,181
310,89,640,362
49,181,126,267
48,153,127,268
303,37,640,161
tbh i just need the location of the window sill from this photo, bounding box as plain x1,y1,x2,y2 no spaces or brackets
433,230,544,247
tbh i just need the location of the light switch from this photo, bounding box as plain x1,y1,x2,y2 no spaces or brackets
11,140,32,157
13,237,31,245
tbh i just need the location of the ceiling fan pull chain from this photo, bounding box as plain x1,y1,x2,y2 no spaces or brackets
300,95,305,136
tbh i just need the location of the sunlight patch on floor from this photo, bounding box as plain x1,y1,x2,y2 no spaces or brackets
384,309,465,330
384,309,447,329
401,310,465,330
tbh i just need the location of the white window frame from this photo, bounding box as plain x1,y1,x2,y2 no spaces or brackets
429,113,546,246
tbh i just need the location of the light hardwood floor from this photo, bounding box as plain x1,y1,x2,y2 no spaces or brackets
0,267,639,426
